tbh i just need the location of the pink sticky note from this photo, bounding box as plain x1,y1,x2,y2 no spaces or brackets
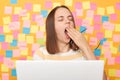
2,42,9,50
35,15,44,26
20,57,26,60
2,73,9,80
90,3,97,10
18,41,27,50
4,58,14,68
45,1,52,8
4,6,12,14
13,31,19,39
116,70,120,77
32,44,40,51
23,20,30,27
96,32,104,40
104,51,111,58
0,26,3,34
36,31,44,38
110,14,117,21
86,26,94,34
75,18,82,26
9,21,20,30
113,34,120,42
94,23,101,30
74,2,82,9
13,49,20,57
86,10,94,18
24,3,32,10
115,56,120,64
89,37,98,46
103,22,114,31
32,14,36,21
116,2,120,10
94,15,101,23
0,55,3,62
12,14,19,21
72,12,77,19
108,57,115,65
75,9,83,16
19,9,27,16
82,19,90,27
103,41,110,49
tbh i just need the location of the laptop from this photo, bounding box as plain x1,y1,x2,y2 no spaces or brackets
16,60,104,80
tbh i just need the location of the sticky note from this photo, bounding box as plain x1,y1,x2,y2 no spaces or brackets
102,41,110,49
94,49,101,56
11,69,16,76
37,38,45,45
90,3,96,10
116,70,120,77
119,46,120,52
41,10,48,17
82,19,90,27
86,26,94,34
108,69,116,77
9,22,20,30
0,34,5,42
19,9,27,16
36,31,44,38
22,13,30,20
5,35,13,43
6,50,13,58
104,51,111,58
103,22,114,31
86,10,94,18
115,56,120,64
108,57,115,65
116,2,120,10
4,58,14,68
94,15,101,23
23,20,30,27
80,26,86,32
75,9,83,16
110,46,117,54
32,14,36,21
100,38,107,45
45,1,52,8
110,14,117,21
74,18,82,26
89,37,97,46
3,25,10,33
53,2,61,8
14,7,22,14
65,0,72,6
10,39,17,46
33,4,41,12
13,31,19,39
0,26,3,33
74,2,82,9
27,56,32,60
10,0,17,4
82,1,90,10
20,48,28,55
32,44,40,51
24,3,32,10
4,6,12,14
18,41,27,49
2,73,9,80
105,30,112,38
12,14,19,21
3,16,11,24
1,64,9,72
102,16,109,23
94,23,101,30
40,26,45,32
26,35,34,44
18,33,25,41
113,34,120,42
97,7,105,15
2,42,8,50
0,55,3,62
30,25,39,33
96,32,104,40
13,49,20,57
115,24,120,32
106,6,115,14
22,27,30,34
35,15,44,26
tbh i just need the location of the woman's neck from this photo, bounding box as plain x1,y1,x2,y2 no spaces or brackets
58,42,70,53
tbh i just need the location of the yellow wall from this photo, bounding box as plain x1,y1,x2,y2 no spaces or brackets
0,0,120,80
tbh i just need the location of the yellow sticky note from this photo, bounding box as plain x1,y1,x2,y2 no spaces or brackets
110,46,117,54
5,35,13,43
30,25,39,33
53,2,61,8
40,26,45,32
65,0,72,6
3,16,11,24
3,25,10,33
105,30,113,38
18,33,25,41
14,7,22,14
33,4,41,12
20,48,28,56
27,56,32,60
82,1,90,10
22,13,30,20
1,64,9,72
106,6,115,14
115,24,120,32
99,57,106,63
108,69,116,77
85,17,93,25
97,7,105,15
26,35,34,44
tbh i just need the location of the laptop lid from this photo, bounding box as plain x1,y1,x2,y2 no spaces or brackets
16,60,104,80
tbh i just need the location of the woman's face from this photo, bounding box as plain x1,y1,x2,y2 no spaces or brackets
54,7,74,44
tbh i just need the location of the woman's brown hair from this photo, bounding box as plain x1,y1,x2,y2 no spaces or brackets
46,5,79,54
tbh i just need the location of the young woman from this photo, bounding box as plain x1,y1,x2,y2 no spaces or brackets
33,5,106,80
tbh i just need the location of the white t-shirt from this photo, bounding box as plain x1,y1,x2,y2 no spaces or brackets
33,46,86,60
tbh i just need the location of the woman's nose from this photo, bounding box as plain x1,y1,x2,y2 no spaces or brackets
65,19,70,24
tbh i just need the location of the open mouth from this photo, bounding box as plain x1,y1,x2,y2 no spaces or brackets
64,29,70,39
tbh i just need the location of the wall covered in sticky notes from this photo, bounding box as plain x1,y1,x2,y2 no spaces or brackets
0,0,120,80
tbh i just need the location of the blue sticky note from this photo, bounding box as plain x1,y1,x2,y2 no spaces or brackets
0,34,5,42
6,50,13,58
11,69,16,76
100,38,107,45
102,16,109,23
94,49,101,56
80,26,86,33
41,10,48,17
23,27,30,34
10,40,17,46
10,0,17,4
